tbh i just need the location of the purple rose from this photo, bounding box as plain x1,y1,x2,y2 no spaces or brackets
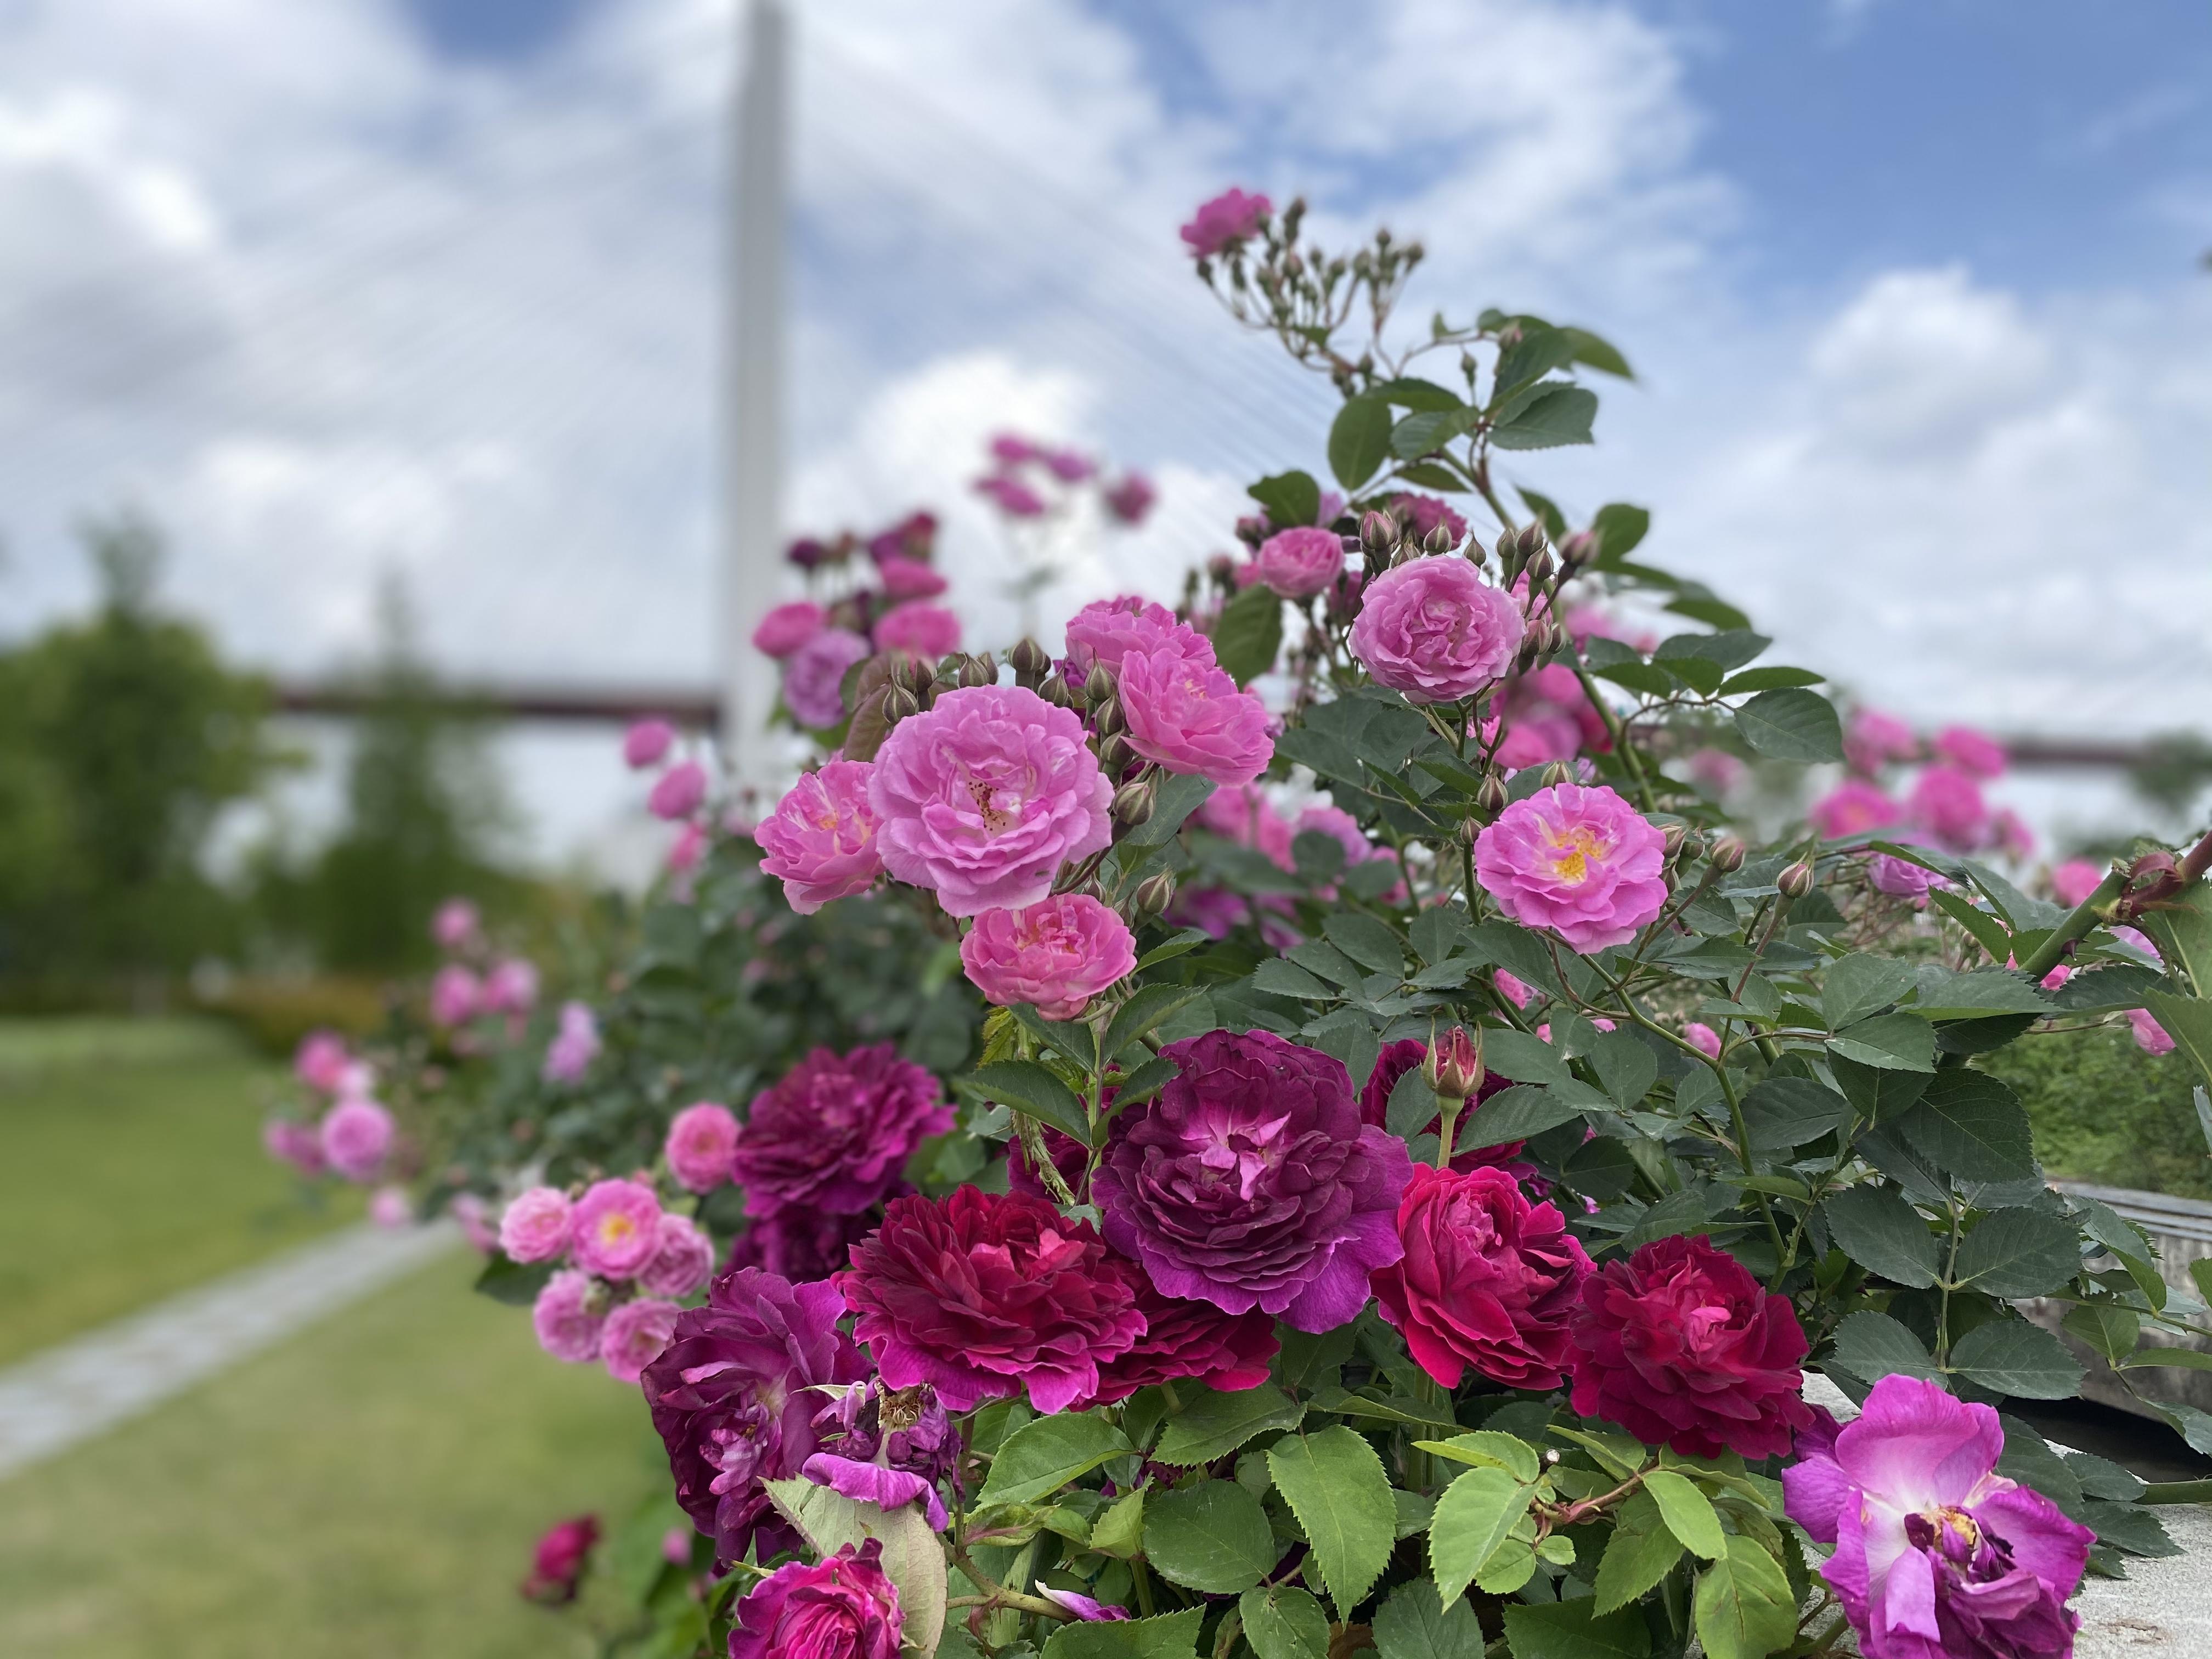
732,1044,953,1221
642,1266,867,1564
1094,1029,1412,1331
726,1208,883,1284
868,683,1113,917
727,1540,903,1659
803,1379,963,1530
1350,555,1523,704
786,627,872,729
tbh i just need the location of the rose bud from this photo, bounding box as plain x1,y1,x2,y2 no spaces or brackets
1134,872,1177,917
1007,636,1051,687
1360,509,1397,555
1083,662,1115,706
1558,529,1599,572
1661,823,1690,860
1524,547,1555,586
1039,672,1073,708
1097,733,1135,774
1541,761,1573,790
1708,834,1747,873
1111,779,1155,829
958,653,996,689
1515,521,1548,558
1424,1025,1483,1101
1422,523,1454,555
884,683,919,721
1778,860,1815,898
1475,772,1509,816
1093,696,1126,737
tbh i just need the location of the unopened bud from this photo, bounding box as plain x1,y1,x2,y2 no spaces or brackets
2118,849,2185,917
1661,823,1689,859
1778,860,1815,899
1423,1025,1483,1100
1039,673,1073,708
885,684,919,721
1133,872,1177,917
1558,530,1599,572
1098,733,1134,773
1360,510,1397,554
957,656,994,690
1094,696,1126,737
1112,779,1155,828
1524,548,1555,586
888,653,927,694
1007,637,1051,685
1541,761,1573,790
1708,834,1747,873
1083,663,1115,706
1515,633,1544,675
1422,524,1453,555
1475,772,1509,815
1515,521,1549,559
1234,514,1269,548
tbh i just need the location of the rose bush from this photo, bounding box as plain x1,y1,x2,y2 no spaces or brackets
264,188,2212,1658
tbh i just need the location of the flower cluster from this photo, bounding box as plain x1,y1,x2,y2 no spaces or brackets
262,1028,396,1196
506,1177,716,1381
974,432,1155,529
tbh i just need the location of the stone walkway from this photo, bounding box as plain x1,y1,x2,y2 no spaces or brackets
0,1220,457,1481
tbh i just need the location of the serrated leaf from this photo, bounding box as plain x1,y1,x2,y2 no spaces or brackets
1427,1465,1536,1608
1090,1486,1146,1557
1248,470,1321,529
1387,1066,1440,1138
1110,1053,1179,1107
1143,1479,1278,1594
1822,953,1922,1029
1104,984,1205,1059
1950,1319,2086,1398
1041,1607,1203,1659
1213,583,1284,687
1324,911,1407,975
972,1059,1093,1147
2143,990,2212,1097
1643,1470,1725,1560
1501,1600,1654,1659
1563,328,1634,380
1253,959,1333,999
1413,1431,1539,1482
1951,1206,2083,1297
1153,1383,1306,1466
1329,394,1395,489
1239,1584,1333,1659
1692,1536,1797,1659
1733,687,1843,763
1829,1011,1938,1073
1589,1029,1658,1108
1118,774,1216,849
1909,965,2056,1020
2064,1304,2141,1366
763,1477,948,1657
1369,1577,1483,1659
1391,405,1482,459
1828,1310,1940,1385
1823,1183,1940,1288
1490,383,1598,450
1461,1082,1598,1146
1717,665,1824,693
1481,1028,1571,1085
1895,1069,2036,1182
1593,1490,1684,1613
1268,1427,1397,1612
976,1412,1132,1508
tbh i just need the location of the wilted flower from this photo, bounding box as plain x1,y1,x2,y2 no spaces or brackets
731,1045,952,1221
757,761,885,914
959,894,1136,1020
804,1379,963,1529
1474,783,1668,953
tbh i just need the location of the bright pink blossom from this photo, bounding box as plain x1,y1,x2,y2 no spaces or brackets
664,1101,740,1193
543,1001,601,1082
318,1097,394,1182
533,1270,606,1363
1494,970,1534,1009
1041,446,1093,482
1180,187,1269,256
872,600,961,657
500,1186,574,1263
785,628,873,729
752,602,826,659
1351,556,1523,704
522,1515,599,1602
1870,849,1940,900
1061,596,1194,680
1490,664,1610,769
758,760,885,913
648,761,707,822
1909,765,1990,851
727,1540,904,1659
1252,526,1345,598
1392,493,1468,545
2129,1008,2175,1056
960,894,1136,1020
1119,641,1274,785
428,963,480,1026
988,433,1039,466
1197,785,1295,870
2050,859,2102,908
1683,1022,1723,1059
974,473,1046,517
623,719,676,769
1845,708,1917,775
601,1297,681,1384
432,896,481,949
482,957,539,1015
569,1178,663,1281
293,1029,353,1095
1811,780,1904,839
1474,783,1668,953
874,556,946,601
1932,724,2006,780
868,683,1113,917
639,1212,718,1299
1686,748,1747,793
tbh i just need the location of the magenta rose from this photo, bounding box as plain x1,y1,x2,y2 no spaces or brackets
1351,556,1523,704
663,1101,739,1193
1474,782,1667,952
837,1186,1146,1413
757,761,885,914
960,894,1136,1020
521,1514,599,1602
875,555,947,600
727,1540,904,1659
752,600,826,659
1846,707,1917,774
532,1269,606,1363
1932,723,2006,780
1062,596,1194,680
1909,764,1989,851
318,1097,393,1182
1568,1233,1813,1460
1081,1271,1280,1406
644,1266,868,1563
1094,1029,1412,1331
1180,186,1270,256
868,682,1113,917
872,600,961,657
1371,1165,1590,1390
1784,1374,2091,1659
601,1296,680,1383
731,1043,953,1221
786,627,872,729
637,1212,718,1299
726,1208,882,1284
1253,526,1345,598
1810,780,1904,839
568,1178,664,1280
1119,640,1275,785
499,1185,573,1263
804,1379,963,1530
1104,472,1156,525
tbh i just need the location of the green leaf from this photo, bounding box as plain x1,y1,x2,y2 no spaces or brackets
1643,1470,1726,1561
1090,1487,1146,1557
1329,394,1396,490
1312,1389,1458,1434
1111,1053,1179,1107
1253,959,1333,1000
1153,1383,1307,1466
1268,1427,1397,1612
1369,1578,1485,1659
1949,1319,2087,1399
1391,406,1482,459
473,1253,555,1306
1740,1074,1853,1149
1249,470,1322,528
1105,984,1206,1061
1387,1067,1440,1138
1593,1490,1684,1613
1491,325,1578,403
1895,1069,2036,1182
1733,687,1844,763
1501,1600,1654,1659
1561,326,1634,379
1909,965,2056,1021
1413,1431,1540,1482
1459,1084,1594,1146
1589,501,1650,562
975,1412,1132,1508
1376,376,1467,410
763,1477,948,1657
1118,774,1217,849
1142,1479,1278,1594
2143,991,2212,1097
2064,1304,2141,1367
1491,383,1598,450
2083,1498,2181,1559
1323,912,1407,975
1133,926,1210,971
1822,954,1923,1030
971,1059,1093,1147
1427,1465,1536,1609
1041,1607,1203,1659
1239,1584,1334,1659
1717,665,1824,693
1517,485,1568,539
1823,1183,1941,1288
1213,583,1285,687
2066,1450,2146,1503
1588,1030,1659,1108
1692,1536,1797,1659
1829,1012,1938,1073
1481,1028,1572,1085
1951,1207,2083,1298
1927,890,2018,969
1828,1310,1940,1385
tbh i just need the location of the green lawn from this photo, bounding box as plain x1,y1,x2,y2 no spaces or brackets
0,1016,360,1365
0,1249,665,1658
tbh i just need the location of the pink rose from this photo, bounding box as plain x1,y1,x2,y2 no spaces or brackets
752,601,826,659
1042,446,1094,482
960,895,1137,1020
1199,785,1295,870
1351,556,1523,704
785,628,872,729
601,1297,681,1384
429,963,481,1026
1844,708,1916,775
543,1001,601,1082
1252,526,1345,599
1809,780,1903,839
1119,641,1274,785
623,719,675,769
2051,858,2102,909
757,760,884,914
1062,596,1193,680
2129,1008,2175,1056
1494,969,1534,1010
875,556,947,601
975,473,1046,517
293,1029,352,1095
1491,663,1610,769
1393,494,1468,545
638,1213,717,1299
450,1192,498,1254
648,761,707,822
1686,748,1746,793
1103,473,1156,525
872,600,960,657
532,1269,606,1364
1868,848,1939,899
664,1101,739,1193
500,1186,575,1263
1991,806,2035,859
263,1119,325,1177
1683,1022,1722,1059
1180,186,1270,256
868,683,1113,917
369,1186,413,1229
318,1098,394,1183
1474,783,1668,953
482,957,539,1015
1932,723,2006,780
569,1179,663,1281
1908,765,1989,851
431,897,481,949
989,433,1038,466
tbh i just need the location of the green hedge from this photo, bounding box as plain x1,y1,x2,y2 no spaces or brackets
1988,1024,2212,1199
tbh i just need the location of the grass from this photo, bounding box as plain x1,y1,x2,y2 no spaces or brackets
1988,1023,2212,1200
0,1016,362,1365
0,1249,665,1658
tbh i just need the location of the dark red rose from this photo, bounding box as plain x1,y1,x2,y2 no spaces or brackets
1359,1038,1525,1167
1370,1164,1590,1390
1568,1233,1813,1460
726,1206,887,1283
520,1514,598,1602
1096,1029,1411,1332
732,1044,953,1220
1082,1269,1280,1406
837,1186,1146,1414
642,1267,867,1564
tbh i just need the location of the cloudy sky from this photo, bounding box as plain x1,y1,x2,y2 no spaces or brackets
1,0,2207,862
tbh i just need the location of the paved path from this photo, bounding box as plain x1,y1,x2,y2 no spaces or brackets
0,1221,458,1481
